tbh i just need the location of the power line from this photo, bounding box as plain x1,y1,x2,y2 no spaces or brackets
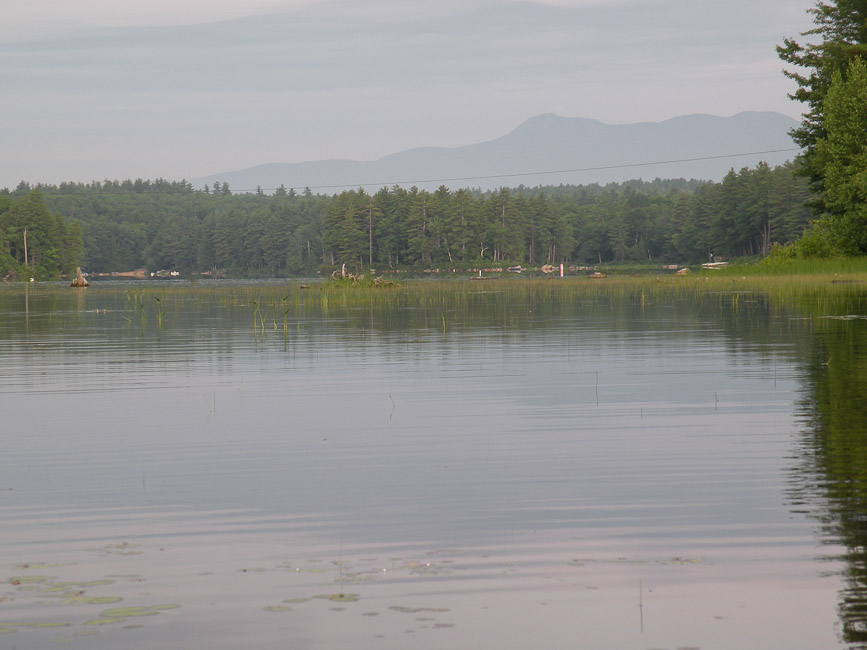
12,147,800,197
228,147,800,193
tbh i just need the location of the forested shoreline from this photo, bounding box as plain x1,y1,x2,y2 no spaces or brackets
3,1,866,282
1,160,811,279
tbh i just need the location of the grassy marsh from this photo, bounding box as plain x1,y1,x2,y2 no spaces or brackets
1,269,866,342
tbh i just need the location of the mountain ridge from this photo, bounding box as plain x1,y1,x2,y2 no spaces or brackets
193,111,799,192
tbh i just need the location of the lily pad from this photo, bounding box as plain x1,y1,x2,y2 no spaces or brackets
314,593,359,602
264,606,292,612
14,563,72,570
62,596,123,605
389,606,449,614
146,604,181,612
52,580,115,588
101,604,179,618
84,618,126,626
282,597,311,604
9,576,54,584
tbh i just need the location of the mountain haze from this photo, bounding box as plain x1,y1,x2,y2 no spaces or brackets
193,112,800,193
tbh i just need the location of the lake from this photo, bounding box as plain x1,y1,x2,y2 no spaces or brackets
1,278,866,649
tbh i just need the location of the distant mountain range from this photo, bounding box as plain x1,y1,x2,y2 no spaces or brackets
193,111,800,193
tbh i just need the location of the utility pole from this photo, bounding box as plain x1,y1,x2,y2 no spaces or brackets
23,228,28,267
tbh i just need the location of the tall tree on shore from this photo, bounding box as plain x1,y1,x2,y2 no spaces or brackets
323,189,366,266
812,57,867,252
778,0,867,197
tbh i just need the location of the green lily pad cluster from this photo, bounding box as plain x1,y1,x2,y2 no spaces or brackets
13,563,73,570
90,542,143,556
8,575,54,585
263,594,358,611
0,621,71,635
7,575,122,604
62,595,123,606
85,604,180,626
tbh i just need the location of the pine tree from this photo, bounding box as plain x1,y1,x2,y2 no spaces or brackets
812,57,867,252
444,188,475,264
778,1,867,199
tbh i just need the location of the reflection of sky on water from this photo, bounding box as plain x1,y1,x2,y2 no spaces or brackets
0,284,851,648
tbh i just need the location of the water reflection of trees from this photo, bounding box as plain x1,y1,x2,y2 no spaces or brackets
791,313,867,647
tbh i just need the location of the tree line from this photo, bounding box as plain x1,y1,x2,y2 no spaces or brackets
1,161,811,278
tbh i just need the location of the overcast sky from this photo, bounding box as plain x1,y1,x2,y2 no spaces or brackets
1,0,816,190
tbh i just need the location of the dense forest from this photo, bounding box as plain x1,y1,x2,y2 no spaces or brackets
1,161,811,279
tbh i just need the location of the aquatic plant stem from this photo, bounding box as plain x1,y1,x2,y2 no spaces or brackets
339,538,344,595
639,579,644,633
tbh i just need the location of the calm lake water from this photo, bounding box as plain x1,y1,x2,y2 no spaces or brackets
1,279,866,649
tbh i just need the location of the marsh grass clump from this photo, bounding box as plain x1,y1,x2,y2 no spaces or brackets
325,273,400,290
721,255,867,278
153,296,167,328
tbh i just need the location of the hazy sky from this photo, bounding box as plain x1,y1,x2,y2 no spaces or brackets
1,0,816,189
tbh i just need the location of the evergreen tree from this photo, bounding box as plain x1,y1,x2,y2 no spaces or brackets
778,0,867,200
405,189,436,267
323,190,366,266
444,188,475,264
363,192,383,266
666,191,695,260
262,211,292,275
812,57,867,252
371,187,403,268
768,163,813,245
692,183,721,261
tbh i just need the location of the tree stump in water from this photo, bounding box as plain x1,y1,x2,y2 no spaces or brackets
70,267,88,287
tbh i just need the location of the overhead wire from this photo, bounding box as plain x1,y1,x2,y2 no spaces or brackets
14,147,800,196
266,147,800,193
